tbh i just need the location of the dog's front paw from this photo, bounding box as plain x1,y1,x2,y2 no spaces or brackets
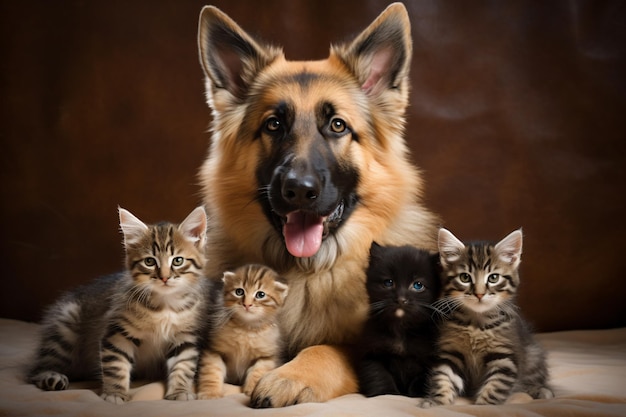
250,345,357,408
250,369,317,408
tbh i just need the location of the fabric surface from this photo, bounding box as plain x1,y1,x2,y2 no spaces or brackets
1,318,625,417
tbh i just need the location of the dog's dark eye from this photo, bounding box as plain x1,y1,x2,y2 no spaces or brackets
330,118,346,133
265,117,281,132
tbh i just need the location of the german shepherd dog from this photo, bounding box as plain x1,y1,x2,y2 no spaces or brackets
197,2,439,407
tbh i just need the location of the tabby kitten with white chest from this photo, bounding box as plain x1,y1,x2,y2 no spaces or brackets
28,207,211,404
197,264,288,399
419,228,553,407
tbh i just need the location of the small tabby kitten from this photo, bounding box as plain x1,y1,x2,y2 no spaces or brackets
419,228,553,407
197,264,288,399
28,207,210,404
356,243,441,397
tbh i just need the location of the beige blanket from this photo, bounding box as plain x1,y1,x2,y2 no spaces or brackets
1,318,625,416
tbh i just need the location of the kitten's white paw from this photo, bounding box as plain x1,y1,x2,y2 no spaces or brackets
164,391,196,401
197,390,224,400
242,378,260,397
417,398,435,408
101,392,129,404
32,371,69,391
417,397,450,408
538,387,554,399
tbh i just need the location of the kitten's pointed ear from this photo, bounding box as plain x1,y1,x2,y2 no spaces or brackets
438,228,465,266
369,241,384,259
179,206,208,248
118,207,149,247
274,276,289,302
332,3,412,98
197,6,282,106
430,252,442,271
495,229,523,266
222,271,236,283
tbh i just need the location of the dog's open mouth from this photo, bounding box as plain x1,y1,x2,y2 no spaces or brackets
282,201,344,258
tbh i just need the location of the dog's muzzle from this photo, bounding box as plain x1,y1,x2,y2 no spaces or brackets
266,156,352,259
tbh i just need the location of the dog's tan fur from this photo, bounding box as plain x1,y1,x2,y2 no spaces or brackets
197,3,439,407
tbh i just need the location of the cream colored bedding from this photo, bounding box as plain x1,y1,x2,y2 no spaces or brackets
1,318,625,416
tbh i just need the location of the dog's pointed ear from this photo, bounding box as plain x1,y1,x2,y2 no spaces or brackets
332,2,412,97
197,6,282,104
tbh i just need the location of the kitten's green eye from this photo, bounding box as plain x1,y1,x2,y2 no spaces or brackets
171,257,184,267
144,257,157,267
412,281,425,292
459,273,472,283
383,279,394,288
487,273,500,284
235,288,245,297
255,291,266,299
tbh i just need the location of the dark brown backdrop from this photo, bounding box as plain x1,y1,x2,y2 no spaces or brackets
1,1,625,332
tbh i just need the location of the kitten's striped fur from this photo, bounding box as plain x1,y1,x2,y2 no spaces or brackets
419,228,553,407
28,207,211,404
197,264,288,399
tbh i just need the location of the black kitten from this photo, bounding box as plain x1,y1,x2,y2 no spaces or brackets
356,242,441,397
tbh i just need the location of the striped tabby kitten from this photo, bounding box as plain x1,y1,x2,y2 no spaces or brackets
197,264,288,399
28,206,211,404
419,228,553,407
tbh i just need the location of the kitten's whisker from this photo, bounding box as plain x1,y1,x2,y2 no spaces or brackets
368,300,391,317
424,303,450,320
499,301,520,319
432,296,463,315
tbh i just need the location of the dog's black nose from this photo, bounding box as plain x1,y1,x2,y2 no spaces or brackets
282,170,320,207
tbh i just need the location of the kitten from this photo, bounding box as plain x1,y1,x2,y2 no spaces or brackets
356,242,441,397
419,228,553,407
197,264,288,399
28,206,211,404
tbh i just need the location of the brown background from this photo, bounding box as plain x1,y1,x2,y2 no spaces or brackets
1,1,625,332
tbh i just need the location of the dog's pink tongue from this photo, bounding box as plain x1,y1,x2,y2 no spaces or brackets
283,211,324,258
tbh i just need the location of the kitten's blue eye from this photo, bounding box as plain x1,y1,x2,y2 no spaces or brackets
459,273,472,284
235,288,245,296
172,257,184,267
144,257,157,267
255,291,266,299
487,273,500,284
412,281,425,292
383,279,394,288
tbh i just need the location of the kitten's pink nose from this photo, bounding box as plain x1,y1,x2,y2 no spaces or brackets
475,293,484,301
161,276,169,283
